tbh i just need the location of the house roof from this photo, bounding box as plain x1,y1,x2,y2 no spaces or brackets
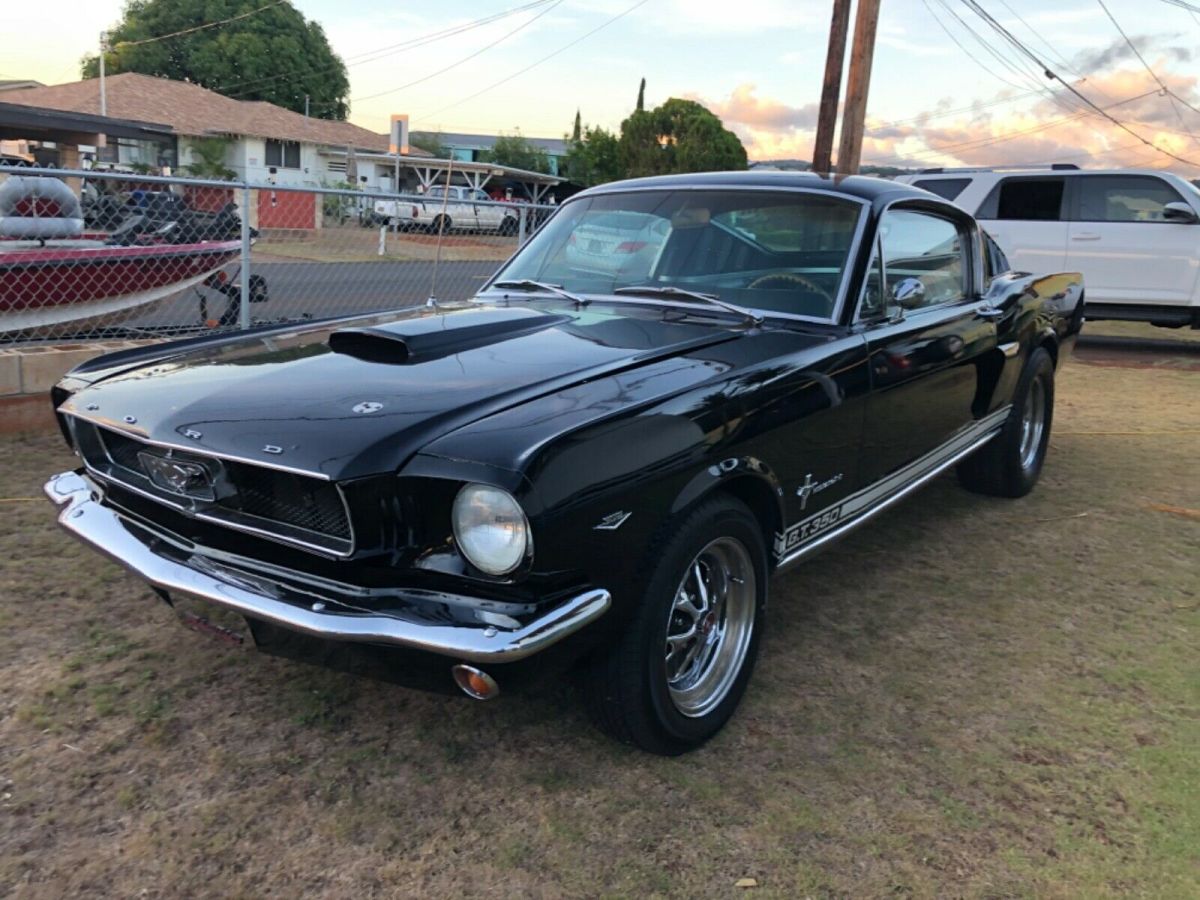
2,73,429,155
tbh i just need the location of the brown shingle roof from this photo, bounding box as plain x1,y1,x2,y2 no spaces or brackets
2,73,429,155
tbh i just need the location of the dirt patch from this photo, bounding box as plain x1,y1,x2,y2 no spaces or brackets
2,356,1197,897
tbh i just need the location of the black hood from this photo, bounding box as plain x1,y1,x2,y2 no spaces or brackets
60,303,742,479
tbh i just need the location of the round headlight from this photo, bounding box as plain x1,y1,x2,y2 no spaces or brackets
452,483,530,576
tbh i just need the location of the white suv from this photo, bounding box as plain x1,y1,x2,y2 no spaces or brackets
896,166,1200,328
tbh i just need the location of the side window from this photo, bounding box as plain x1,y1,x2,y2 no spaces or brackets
858,237,885,319
879,210,966,309
982,231,1010,286
913,178,971,201
1078,175,1185,222
985,178,1065,221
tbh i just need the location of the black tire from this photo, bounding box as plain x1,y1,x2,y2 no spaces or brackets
958,346,1055,498
499,216,517,236
583,495,767,755
430,214,450,234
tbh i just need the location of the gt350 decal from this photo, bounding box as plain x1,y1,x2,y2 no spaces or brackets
775,505,843,555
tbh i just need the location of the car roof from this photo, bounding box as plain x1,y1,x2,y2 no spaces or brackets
907,167,1184,179
576,170,924,203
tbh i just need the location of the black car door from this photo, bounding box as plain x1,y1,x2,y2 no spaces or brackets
858,207,1001,483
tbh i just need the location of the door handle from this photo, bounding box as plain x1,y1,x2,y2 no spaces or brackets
1071,232,1101,241
975,305,1004,320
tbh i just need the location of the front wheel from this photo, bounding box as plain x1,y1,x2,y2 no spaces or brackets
583,495,767,755
958,346,1055,498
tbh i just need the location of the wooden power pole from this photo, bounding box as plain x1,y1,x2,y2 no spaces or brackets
811,0,852,175
836,0,882,176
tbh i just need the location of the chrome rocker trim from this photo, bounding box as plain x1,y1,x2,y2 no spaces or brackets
46,471,611,664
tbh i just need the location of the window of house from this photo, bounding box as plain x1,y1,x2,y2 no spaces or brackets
913,177,971,201
989,178,1065,221
879,210,966,308
265,139,301,169
1077,175,1186,222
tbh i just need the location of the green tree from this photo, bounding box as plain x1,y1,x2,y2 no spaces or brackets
618,98,747,178
564,125,621,186
182,136,235,179
479,131,550,174
410,131,451,158
81,0,350,119
636,77,645,112
571,109,582,143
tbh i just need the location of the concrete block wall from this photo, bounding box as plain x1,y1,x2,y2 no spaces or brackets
0,341,153,433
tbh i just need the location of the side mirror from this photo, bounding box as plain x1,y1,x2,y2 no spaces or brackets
1163,201,1198,223
891,277,926,309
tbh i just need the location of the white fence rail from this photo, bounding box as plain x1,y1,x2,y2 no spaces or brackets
0,165,554,346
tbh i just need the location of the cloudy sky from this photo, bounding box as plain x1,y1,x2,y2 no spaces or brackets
5,0,1199,172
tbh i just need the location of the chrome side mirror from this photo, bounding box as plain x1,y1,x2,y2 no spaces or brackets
891,277,926,309
1163,201,1198,223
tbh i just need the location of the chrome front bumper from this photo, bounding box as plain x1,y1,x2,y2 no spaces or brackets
46,471,611,664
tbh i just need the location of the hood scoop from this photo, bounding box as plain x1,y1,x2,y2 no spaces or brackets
328,309,570,364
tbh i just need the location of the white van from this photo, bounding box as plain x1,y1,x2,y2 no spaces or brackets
896,166,1200,328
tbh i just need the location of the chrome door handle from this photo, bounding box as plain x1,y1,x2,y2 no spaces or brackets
975,306,1004,320
1071,232,1101,241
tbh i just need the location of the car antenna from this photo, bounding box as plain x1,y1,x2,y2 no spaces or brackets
427,157,454,307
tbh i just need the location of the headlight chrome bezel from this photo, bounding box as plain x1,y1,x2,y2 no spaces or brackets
451,483,531,576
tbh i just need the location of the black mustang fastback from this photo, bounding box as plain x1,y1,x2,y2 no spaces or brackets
47,172,1083,754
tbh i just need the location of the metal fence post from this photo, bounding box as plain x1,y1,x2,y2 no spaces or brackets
239,185,252,330
518,205,527,246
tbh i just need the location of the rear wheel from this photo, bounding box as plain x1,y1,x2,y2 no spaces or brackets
958,346,1055,498
499,216,518,236
584,495,767,755
430,214,451,234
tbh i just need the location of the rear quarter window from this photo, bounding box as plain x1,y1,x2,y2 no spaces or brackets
912,178,971,201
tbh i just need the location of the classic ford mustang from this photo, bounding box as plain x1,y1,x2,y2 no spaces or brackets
46,172,1083,754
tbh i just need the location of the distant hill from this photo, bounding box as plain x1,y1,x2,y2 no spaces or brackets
750,159,917,177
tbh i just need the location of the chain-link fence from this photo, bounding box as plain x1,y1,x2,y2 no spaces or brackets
0,165,555,347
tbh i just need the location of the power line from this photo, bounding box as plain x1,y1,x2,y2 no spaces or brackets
218,0,557,99
864,88,1159,166
1096,0,1200,125
348,0,569,106
415,0,655,123
960,0,1200,167
113,0,287,48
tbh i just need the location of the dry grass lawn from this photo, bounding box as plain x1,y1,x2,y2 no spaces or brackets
1,339,1196,898
254,223,518,264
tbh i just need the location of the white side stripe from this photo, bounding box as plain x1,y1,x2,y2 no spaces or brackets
773,405,1011,562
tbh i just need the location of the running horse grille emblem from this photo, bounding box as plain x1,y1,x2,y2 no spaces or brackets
137,452,214,499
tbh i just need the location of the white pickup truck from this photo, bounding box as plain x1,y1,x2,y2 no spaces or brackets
373,186,520,235
896,166,1200,329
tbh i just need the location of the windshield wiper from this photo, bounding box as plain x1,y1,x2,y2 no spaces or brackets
613,285,763,326
490,279,589,308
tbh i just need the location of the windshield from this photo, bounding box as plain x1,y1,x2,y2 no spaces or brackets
489,189,864,320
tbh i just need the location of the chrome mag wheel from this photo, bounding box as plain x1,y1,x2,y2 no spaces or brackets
1019,374,1047,471
664,537,757,718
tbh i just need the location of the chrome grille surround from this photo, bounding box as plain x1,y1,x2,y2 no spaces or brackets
70,418,354,557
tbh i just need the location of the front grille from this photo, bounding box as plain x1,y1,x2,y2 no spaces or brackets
225,468,352,541
75,421,353,555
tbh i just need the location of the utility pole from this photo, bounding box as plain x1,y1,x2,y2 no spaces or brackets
812,0,851,175
836,0,881,176
99,31,108,117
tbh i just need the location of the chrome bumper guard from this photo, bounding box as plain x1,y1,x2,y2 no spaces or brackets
46,471,611,664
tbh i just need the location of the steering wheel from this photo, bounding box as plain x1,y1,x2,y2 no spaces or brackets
746,272,835,308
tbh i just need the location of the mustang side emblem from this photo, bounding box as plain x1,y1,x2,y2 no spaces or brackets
594,511,632,531
352,401,384,414
796,472,844,510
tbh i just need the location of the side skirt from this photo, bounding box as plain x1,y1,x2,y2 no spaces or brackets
773,406,1010,573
